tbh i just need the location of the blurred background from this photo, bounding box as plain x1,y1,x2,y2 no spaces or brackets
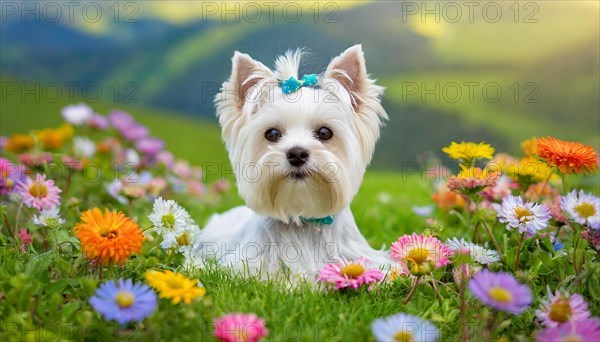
2,0,599,170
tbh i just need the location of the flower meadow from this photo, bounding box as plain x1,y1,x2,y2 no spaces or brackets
1,104,600,341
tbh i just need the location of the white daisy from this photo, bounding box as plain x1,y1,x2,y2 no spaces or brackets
61,103,93,126
446,237,500,264
32,206,65,228
561,190,600,230
73,136,96,158
494,195,551,235
371,313,439,342
148,197,191,248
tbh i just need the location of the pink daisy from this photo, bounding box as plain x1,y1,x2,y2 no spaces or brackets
537,318,600,342
17,173,62,210
536,288,590,328
318,257,384,289
391,233,453,275
213,313,268,342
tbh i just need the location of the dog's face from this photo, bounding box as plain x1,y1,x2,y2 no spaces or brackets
215,45,387,222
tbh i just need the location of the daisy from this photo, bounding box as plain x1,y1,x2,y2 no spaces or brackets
148,197,191,245
74,208,144,266
468,270,532,314
108,110,135,130
443,141,495,164
135,137,165,156
371,313,439,342
536,288,590,328
495,195,551,235
537,136,598,175
447,167,499,195
17,173,62,211
145,270,206,304
33,206,65,228
536,318,600,342
318,257,384,289
89,279,157,325
89,113,109,130
61,103,93,126
214,313,268,342
446,237,500,264
73,136,97,158
561,190,600,230
391,233,453,275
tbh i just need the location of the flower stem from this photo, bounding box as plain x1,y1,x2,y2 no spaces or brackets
514,233,525,272
403,276,420,305
561,173,569,195
573,226,581,276
482,220,503,259
460,275,468,342
14,200,24,236
473,221,480,244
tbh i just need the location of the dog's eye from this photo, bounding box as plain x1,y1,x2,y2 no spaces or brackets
316,127,333,141
265,128,282,142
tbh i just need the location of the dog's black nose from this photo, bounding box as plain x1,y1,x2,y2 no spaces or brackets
286,147,309,167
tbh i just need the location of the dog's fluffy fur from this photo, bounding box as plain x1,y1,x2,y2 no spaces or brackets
191,45,394,278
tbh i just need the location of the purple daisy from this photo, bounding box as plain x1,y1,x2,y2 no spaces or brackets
537,318,600,342
136,137,165,156
119,123,149,142
89,279,157,325
468,269,532,314
108,110,135,130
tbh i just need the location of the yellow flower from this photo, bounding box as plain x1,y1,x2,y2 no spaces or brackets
506,156,555,183
443,141,495,164
520,137,538,157
145,270,206,304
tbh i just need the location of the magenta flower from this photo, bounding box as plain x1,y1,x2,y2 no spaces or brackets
19,228,32,245
468,269,532,314
536,288,590,328
1,157,16,195
537,318,600,342
18,152,53,168
89,113,110,130
119,123,148,142
318,257,384,289
108,110,135,130
136,137,165,156
391,233,453,275
214,313,268,342
17,174,62,210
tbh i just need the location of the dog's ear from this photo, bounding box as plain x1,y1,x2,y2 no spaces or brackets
324,45,381,112
324,45,388,163
223,51,273,110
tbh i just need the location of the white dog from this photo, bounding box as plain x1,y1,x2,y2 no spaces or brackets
194,45,394,279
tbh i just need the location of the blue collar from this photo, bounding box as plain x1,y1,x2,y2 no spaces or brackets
299,215,334,225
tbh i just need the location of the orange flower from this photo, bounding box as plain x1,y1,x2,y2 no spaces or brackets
5,134,34,153
74,208,144,266
537,137,598,174
36,124,74,149
432,184,466,211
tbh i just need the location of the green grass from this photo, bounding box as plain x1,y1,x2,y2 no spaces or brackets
2,78,599,341
0,78,229,169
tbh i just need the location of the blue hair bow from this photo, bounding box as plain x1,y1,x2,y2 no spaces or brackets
279,74,319,94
